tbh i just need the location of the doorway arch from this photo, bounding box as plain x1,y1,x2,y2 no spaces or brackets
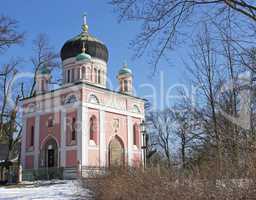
41,137,58,168
108,135,125,167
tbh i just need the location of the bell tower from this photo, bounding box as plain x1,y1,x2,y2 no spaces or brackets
117,63,133,95
36,65,51,94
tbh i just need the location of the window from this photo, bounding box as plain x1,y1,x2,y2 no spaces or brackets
94,68,97,83
48,117,54,127
81,67,86,79
88,94,100,104
133,105,141,113
124,80,128,91
87,67,91,81
89,116,97,142
77,68,80,80
98,69,101,84
30,126,34,146
133,123,139,146
71,68,75,82
67,70,70,83
64,95,77,104
71,118,76,141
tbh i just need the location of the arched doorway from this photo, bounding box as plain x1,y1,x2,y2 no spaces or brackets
41,137,58,168
109,136,124,167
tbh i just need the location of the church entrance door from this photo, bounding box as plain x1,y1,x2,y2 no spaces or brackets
109,136,124,167
47,149,55,168
42,137,58,168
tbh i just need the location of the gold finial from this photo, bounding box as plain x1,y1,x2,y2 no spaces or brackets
82,13,89,33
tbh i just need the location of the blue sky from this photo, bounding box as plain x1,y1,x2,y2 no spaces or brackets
1,0,189,110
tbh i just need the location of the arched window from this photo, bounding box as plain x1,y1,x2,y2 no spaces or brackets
67,70,70,83
82,66,86,79
77,68,80,80
98,69,101,84
133,123,140,146
71,68,75,82
133,105,141,113
30,126,34,146
86,67,91,80
124,80,128,91
48,116,54,127
89,115,97,143
94,68,97,83
71,117,76,141
88,94,100,104
64,95,77,104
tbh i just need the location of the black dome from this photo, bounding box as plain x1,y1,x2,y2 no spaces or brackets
60,33,109,62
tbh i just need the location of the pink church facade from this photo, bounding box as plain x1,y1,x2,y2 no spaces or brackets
20,17,145,172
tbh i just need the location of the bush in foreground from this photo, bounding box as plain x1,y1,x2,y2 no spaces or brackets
82,167,256,200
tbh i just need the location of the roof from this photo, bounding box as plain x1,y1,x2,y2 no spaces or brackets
21,81,147,102
60,32,109,62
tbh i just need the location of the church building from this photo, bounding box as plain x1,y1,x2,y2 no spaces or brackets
20,16,145,173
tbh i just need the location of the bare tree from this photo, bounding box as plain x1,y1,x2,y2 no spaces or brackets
0,15,24,53
147,109,175,167
28,34,59,97
111,0,256,70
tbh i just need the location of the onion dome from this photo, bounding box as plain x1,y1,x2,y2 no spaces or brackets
60,15,108,62
38,65,51,75
118,63,132,76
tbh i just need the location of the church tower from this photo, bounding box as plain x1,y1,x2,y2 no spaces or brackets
117,63,133,95
35,65,51,94
60,14,108,88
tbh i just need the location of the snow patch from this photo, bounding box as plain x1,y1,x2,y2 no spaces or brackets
0,180,92,200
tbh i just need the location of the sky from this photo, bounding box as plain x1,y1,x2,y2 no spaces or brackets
1,0,189,110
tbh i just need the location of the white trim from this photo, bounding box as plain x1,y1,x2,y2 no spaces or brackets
34,115,40,169
21,115,27,167
99,110,106,167
22,82,144,105
40,135,60,150
24,151,34,156
23,102,144,120
77,105,82,164
81,105,88,166
127,116,132,166
60,110,67,167
64,146,78,151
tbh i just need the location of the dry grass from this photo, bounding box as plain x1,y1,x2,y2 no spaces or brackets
82,166,256,200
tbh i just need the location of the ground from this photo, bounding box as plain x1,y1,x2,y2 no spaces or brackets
0,180,92,200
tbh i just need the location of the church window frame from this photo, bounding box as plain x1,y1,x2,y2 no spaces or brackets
133,123,140,147
88,94,100,104
89,115,97,144
71,117,76,141
30,125,34,147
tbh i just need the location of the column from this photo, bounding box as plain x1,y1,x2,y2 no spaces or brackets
81,104,88,166
60,110,66,167
21,115,27,168
34,115,40,169
127,116,133,166
100,110,106,166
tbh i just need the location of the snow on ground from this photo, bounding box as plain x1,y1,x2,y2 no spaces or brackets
0,180,93,200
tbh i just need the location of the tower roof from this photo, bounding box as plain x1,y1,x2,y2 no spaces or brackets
118,63,132,76
60,14,108,62
38,65,51,75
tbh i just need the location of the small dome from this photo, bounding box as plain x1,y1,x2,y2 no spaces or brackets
118,64,132,76
76,52,91,61
39,65,50,75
